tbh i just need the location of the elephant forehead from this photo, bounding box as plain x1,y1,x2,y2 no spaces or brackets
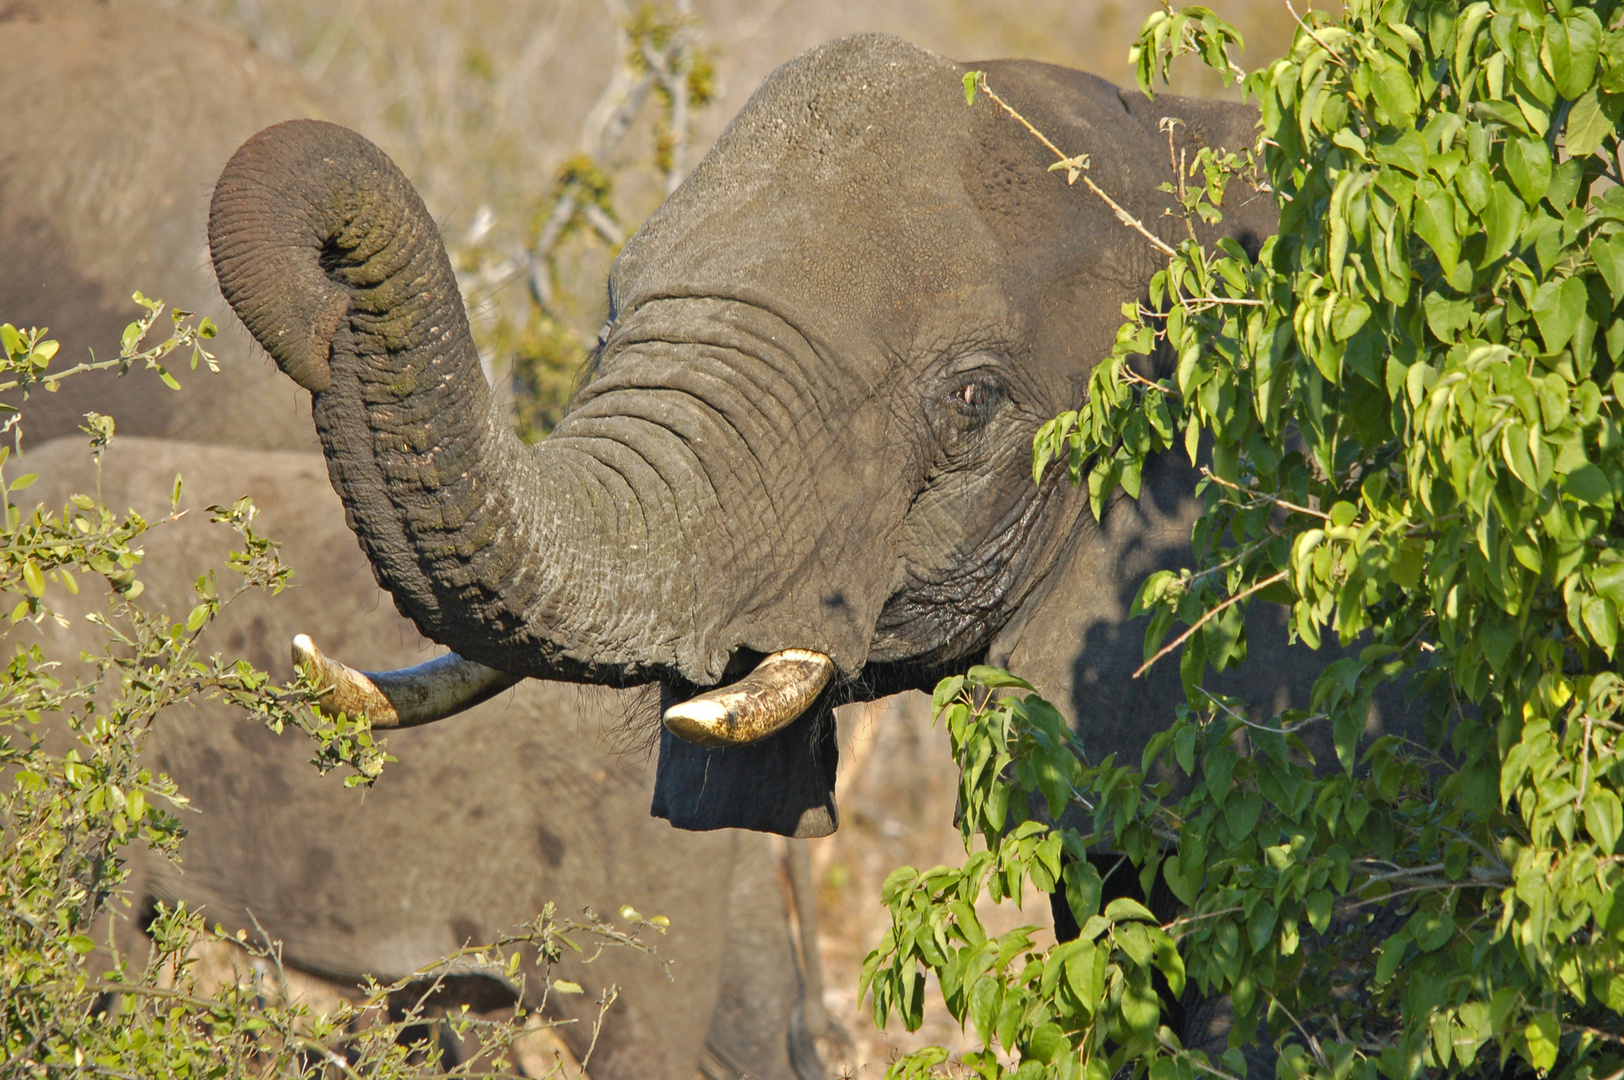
613,35,1000,336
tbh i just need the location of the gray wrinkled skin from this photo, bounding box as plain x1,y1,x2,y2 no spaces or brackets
25,438,806,1080
6,6,813,1077
208,34,1311,841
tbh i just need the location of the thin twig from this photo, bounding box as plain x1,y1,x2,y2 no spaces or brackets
1181,295,1266,309
1200,468,1332,520
974,77,1179,258
1262,986,1329,1070
1577,715,1594,813
1563,1023,1624,1047
1197,685,1326,735
1163,904,1244,936
1133,569,1288,678
1285,0,1347,63
1156,1035,1251,1080
1187,535,1272,587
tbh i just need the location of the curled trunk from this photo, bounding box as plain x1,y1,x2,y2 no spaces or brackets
209,120,699,684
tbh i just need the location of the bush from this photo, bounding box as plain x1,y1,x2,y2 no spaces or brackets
0,299,656,1077
866,2,1624,1078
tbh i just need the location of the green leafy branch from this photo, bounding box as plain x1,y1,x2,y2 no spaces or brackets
0,291,217,446
2,301,667,1077
884,0,1624,1078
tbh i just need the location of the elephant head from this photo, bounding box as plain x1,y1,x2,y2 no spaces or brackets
209,34,1277,837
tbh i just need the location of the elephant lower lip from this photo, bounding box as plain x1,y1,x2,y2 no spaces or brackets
662,649,835,747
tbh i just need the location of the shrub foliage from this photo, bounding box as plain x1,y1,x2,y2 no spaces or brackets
866,1,1624,1078
0,302,656,1077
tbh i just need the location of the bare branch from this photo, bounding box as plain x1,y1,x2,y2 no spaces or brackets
974,77,1179,258
1133,569,1288,678
1200,467,1332,520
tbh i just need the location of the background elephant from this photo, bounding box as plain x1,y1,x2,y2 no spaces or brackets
25,436,809,1080
5,4,817,1077
0,0,323,451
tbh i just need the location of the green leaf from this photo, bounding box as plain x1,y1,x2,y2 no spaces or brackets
1455,160,1492,213
1372,129,1428,176
22,560,44,598
963,70,981,106
1371,54,1418,125
1413,185,1460,274
1523,1013,1560,1071
1306,891,1333,934
1593,235,1624,306
1331,296,1372,340
1565,85,1612,156
66,934,95,954
1410,906,1454,952
1482,182,1528,266
1247,902,1277,954
1374,930,1410,985
1225,788,1263,838
1026,1022,1069,1064
1103,897,1157,924
1583,594,1618,651
1473,98,1532,133
1585,788,1623,853
1531,275,1587,353
965,665,1034,691
1503,136,1552,206
969,975,1001,1045
1563,462,1613,507
1552,9,1602,99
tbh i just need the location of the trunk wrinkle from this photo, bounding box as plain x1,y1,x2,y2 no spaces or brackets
211,121,709,684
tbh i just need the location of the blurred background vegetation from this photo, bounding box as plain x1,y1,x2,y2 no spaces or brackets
163,0,1299,439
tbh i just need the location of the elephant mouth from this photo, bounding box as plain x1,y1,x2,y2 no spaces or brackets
294,634,835,747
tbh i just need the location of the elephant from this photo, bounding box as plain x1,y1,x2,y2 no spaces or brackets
6,5,822,1078
0,0,323,452
205,30,1305,851
206,35,1395,1064
25,435,811,1080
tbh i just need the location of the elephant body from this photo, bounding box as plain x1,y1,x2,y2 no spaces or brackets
0,0,322,451
6,6,815,1077
25,436,806,1080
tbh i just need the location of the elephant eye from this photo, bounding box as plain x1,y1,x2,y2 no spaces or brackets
947,379,999,415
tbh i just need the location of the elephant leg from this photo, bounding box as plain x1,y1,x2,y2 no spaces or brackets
701,834,810,1080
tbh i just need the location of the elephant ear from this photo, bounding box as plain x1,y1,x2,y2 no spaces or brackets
1114,87,1278,258
650,694,839,838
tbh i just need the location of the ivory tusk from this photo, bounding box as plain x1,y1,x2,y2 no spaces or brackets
663,649,835,748
292,634,522,729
